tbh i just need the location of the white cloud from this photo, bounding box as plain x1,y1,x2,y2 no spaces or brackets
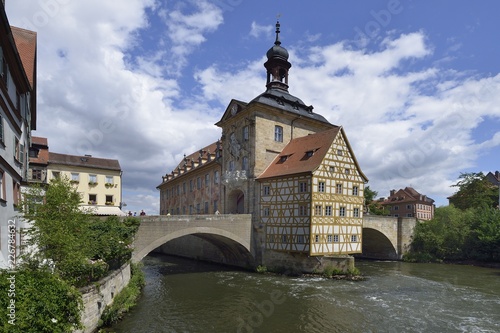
249,21,272,39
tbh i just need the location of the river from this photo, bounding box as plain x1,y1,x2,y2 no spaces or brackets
110,254,500,333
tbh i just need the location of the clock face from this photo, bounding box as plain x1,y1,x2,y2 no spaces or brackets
231,104,238,115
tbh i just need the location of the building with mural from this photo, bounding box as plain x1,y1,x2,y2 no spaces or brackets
157,22,367,266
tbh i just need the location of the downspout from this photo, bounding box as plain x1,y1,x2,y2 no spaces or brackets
290,116,302,140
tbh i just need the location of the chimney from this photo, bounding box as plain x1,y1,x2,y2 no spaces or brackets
390,189,395,196
496,171,500,180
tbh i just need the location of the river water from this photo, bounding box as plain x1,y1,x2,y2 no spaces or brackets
110,254,500,333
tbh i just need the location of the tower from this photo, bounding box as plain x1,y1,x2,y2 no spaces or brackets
264,21,291,92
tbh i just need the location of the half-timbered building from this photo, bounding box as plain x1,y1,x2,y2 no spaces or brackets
158,21,368,262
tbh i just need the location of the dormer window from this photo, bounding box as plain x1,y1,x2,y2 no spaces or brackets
306,150,314,157
279,154,291,163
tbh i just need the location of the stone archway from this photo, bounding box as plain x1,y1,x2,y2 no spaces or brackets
228,189,245,214
360,228,398,260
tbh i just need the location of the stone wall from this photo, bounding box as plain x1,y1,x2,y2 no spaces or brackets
263,250,354,274
74,263,131,333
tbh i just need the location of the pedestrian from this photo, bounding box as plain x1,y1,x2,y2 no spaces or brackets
140,210,146,216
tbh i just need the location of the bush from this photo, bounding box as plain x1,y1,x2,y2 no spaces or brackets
0,269,83,333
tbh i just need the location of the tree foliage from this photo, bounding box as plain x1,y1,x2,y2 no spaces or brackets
404,205,500,262
364,186,390,215
449,172,498,210
20,177,140,287
0,269,83,333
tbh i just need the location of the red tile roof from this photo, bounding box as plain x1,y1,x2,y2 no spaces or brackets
31,136,48,147
11,26,37,89
257,127,341,179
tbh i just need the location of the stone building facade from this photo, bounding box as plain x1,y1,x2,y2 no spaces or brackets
379,187,435,220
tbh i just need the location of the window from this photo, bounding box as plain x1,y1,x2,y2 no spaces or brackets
297,235,304,244
52,171,60,179
407,213,413,217
228,160,235,171
274,125,283,142
243,126,249,141
337,149,343,156
333,234,339,243
353,207,360,217
88,194,97,205
299,205,308,216
182,182,186,194
327,234,332,243
242,156,249,171
329,166,335,172
314,235,319,243
393,206,399,211
213,200,218,212
315,205,322,216
336,183,342,194
32,169,42,181
281,235,287,244
105,175,114,184
353,186,359,196
105,195,113,205
190,180,193,192
196,203,200,214
214,171,220,184
299,182,307,193
318,181,325,192
406,204,412,209
263,185,270,196
351,235,358,242
12,182,20,206
204,202,209,214
197,177,201,189
89,174,97,184
339,207,346,217
205,174,210,186
325,206,332,216
0,115,3,143
263,207,270,216
14,137,19,161
71,173,79,182
0,171,5,201
345,168,350,174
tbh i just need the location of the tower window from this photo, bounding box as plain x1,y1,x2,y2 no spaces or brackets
274,126,283,142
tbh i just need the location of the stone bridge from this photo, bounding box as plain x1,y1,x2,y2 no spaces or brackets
131,214,254,268
361,216,418,260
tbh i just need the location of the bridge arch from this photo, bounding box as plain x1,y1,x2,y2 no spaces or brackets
361,227,398,260
131,215,254,268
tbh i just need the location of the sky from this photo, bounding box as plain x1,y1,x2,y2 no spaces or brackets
5,0,500,214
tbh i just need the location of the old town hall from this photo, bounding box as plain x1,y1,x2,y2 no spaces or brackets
157,22,368,264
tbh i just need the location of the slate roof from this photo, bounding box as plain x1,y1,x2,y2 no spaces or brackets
257,127,340,179
250,88,331,125
49,152,121,171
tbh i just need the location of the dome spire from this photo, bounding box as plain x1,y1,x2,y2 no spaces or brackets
274,20,281,46
264,19,291,92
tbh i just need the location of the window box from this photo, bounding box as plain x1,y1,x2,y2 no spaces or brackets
70,180,79,184
105,201,114,206
88,182,98,186
105,183,114,188
88,200,96,205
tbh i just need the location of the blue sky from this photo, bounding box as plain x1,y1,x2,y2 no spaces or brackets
6,0,500,213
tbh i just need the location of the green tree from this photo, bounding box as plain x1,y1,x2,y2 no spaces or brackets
20,177,139,287
364,186,390,215
449,172,497,210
